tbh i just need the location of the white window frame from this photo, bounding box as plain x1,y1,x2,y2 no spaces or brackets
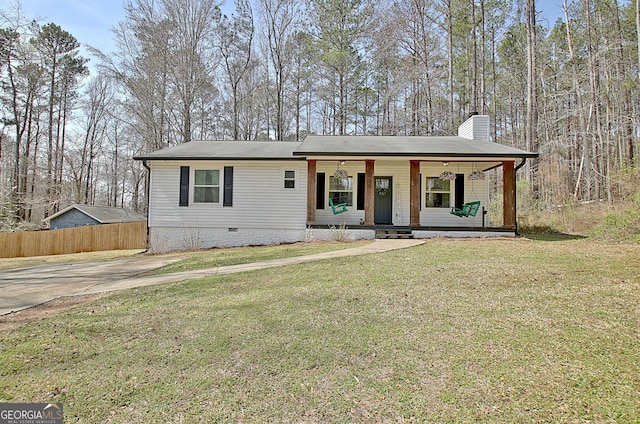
425,177,451,208
193,169,221,204
329,175,354,206
283,169,297,190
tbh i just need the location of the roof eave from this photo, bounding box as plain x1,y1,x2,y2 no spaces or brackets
293,152,539,159
43,205,76,222
134,156,307,161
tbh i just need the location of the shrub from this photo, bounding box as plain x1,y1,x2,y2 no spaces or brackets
329,223,352,242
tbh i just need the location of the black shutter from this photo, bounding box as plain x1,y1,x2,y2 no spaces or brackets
455,173,465,209
420,173,422,211
357,173,365,210
316,172,325,209
223,166,234,207
179,166,190,206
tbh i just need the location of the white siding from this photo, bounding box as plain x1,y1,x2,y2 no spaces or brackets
315,161,411,226
315,161,366,226
147,158,493,251
458,115,490,140
420,162,489,227
315,160,489,228
373,161,411,226
149,160,307,230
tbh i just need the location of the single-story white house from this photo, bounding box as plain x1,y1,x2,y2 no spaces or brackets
135,115,537,252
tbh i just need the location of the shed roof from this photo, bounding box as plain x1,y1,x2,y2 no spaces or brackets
134,141,305,161
293,136,538,159
45,204,147,224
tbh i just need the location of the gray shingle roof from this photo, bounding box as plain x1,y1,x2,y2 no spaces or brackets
293,136,538,158
133,137,537,161
134,141,305,161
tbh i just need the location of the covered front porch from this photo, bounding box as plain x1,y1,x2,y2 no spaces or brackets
303,158,520,234
292,115,537,238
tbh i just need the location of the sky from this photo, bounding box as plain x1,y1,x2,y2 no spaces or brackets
0,0,566,63
0,0,127,54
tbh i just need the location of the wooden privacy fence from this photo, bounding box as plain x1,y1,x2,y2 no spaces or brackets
0,222,148,258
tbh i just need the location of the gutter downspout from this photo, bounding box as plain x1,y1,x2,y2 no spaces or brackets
142,160,151,252
513,158,527,236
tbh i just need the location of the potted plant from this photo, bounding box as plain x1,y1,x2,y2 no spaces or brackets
468,171,485,180
439,171,456,180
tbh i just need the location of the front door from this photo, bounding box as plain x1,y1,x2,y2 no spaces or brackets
374,176,393,224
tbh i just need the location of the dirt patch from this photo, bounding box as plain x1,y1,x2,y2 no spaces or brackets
0,293,108,332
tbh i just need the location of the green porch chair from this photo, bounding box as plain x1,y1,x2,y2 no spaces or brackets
450,201,481,218
329,197,348,215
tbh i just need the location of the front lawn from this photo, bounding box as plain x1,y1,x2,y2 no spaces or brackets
150,240,372,274
1,238,639,422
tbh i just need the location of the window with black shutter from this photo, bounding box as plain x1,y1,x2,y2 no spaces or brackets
223,166,234,207
179,166,190,206
455,173,465,210
316,172,325,209
357,173,365,210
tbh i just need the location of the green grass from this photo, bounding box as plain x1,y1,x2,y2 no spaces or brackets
1,238,639,422
149,240,372,274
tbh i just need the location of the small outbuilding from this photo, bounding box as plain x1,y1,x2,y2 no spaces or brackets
45,204,147,230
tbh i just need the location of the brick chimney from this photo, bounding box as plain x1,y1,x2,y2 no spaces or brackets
458,114,490,140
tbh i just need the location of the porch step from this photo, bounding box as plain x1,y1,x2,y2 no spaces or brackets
375,229,414,239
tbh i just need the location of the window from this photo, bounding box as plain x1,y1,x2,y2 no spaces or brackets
193,169,220,203
284,170,296,189
329,175,353,206
425,177,450,208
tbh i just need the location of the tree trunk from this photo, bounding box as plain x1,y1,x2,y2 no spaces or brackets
480,0,486,115
471,0,478,112
564,0,590,200
526,0,539,190
637,0,640,79
446,0,454,131
46,54,58,218
585,0,601,199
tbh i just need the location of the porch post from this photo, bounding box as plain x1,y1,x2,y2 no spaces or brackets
307,160,317,225
410,160,421,226
364,160,375,225
503,161,516,229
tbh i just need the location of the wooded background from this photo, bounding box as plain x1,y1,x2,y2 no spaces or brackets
1,0,638,229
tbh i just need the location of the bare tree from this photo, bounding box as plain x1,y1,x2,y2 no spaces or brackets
163,0,220,143
67,74,114,204
391,0,445,135
259,0,299,140
637,0,640,81
93,0,173,151
218,0,255,140
525,0,539,189
31,23,87,216
563,0,591,199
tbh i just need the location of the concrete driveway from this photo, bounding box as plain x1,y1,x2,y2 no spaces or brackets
0,239,425,316
0,256,181,316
